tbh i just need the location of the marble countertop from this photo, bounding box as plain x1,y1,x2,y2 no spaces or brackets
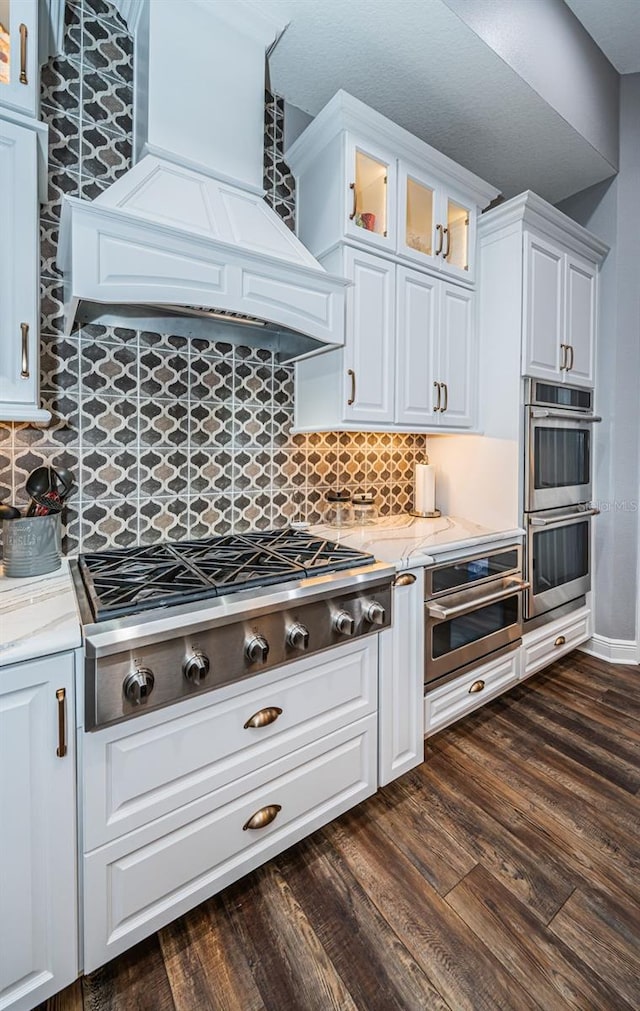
311,514,525,570
0,559,82,668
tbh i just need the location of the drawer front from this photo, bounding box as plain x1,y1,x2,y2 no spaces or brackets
82,639,376,849
424,650,520,736
522,607,590,679
83,715,377,972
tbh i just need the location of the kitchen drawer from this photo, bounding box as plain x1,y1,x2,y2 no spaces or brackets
83,714,377,972
82,639,376,849
424,649,521,736
521,606,590,680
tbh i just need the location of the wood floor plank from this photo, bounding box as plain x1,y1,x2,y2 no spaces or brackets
82,936,176,1011
159,899,265,1011
275,832,452,1011
550,885,640,1007
323,809,543,1011
446,864,637,1011
599,687,640,720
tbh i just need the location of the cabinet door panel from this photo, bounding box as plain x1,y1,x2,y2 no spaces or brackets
438,284,474,428
0,653,77,1009
0,0,38,117
440,187,476,284
564,255,596,387
395,267,439,425
522,233,564,380
345,137,397,253
344,246,395,424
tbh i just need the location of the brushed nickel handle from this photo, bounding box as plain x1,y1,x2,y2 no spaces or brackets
243,804,281,831
468,680,485,694
347,368,356,406
441,381,448,413
530,507,600,527
554,635,566,647
56,688,67,758
349,182,357,221
19,23,28,84
394,573,417,587
443,226,450,259
531,407,601,423
427,579,530,620
435,223,443,256
244,706,282,729
433,380,441,412
20,323,29,378
567,345,574,371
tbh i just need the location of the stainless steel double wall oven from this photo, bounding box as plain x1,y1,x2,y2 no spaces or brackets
524,379,600,622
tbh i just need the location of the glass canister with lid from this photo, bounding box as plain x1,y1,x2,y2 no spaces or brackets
352,492,377,525
324,490,355,528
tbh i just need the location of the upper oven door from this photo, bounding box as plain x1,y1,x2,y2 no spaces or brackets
526,407,600,512
525,506,598,619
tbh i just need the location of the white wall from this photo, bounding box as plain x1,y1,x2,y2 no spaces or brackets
558,73,640,645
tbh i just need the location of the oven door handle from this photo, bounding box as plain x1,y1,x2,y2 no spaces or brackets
530,408,602,423
426,579,530,620
529,507,600,527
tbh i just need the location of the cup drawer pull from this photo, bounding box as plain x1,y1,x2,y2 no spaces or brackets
243,804,282,831
468,680,485,694
554,635,566,647
244,706,283,729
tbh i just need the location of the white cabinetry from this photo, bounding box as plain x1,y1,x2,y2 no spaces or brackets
0,113,49,423
378,569,425,785
81,639,378,971
521,605,591,680
0,0,38,119
295,253,475,433
286,91,497,286
0,652,78,1011
424,647,521,736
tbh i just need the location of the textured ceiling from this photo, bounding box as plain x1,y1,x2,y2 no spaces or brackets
565,0,640,73
261,0,617,204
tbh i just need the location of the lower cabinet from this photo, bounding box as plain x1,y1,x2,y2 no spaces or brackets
80,639,378,972
521,606,591,680
378,569,425,785
0,652,78,1011
424,648,521,737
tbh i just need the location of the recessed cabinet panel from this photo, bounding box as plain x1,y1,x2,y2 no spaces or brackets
344,247,395,424
396,267,438,426
0,0,38,117
522,233,564,381
345,138,396,252
565,255,596,386
438,284,474,427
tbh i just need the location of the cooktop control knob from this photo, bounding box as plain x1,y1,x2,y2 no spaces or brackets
183,650,210,686
123,668,155,705
333,610,355,636
286,622,310,651
364,601,386,626
245,633,269,664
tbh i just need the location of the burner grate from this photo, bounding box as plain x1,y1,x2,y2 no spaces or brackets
79,529,376,621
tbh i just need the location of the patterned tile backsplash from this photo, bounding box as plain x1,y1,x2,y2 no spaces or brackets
0,0,425,554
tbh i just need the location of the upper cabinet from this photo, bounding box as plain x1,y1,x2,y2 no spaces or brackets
0,0,39,119
286,91,498,288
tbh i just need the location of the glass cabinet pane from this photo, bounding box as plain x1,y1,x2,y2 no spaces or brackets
446,199,470,271
353,150,388,237
0,1,11,86
405,177,434,255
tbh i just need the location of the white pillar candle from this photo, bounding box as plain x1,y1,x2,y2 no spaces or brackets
414,463,436,514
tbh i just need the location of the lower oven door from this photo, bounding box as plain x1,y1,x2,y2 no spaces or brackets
425,576,527,686
526,506,599,619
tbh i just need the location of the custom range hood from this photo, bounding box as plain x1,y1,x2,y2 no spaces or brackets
58,0,347,361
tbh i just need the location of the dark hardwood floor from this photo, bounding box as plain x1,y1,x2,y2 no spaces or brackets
40,652,640,1011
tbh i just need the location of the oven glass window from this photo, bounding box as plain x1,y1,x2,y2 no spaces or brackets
535,383,592,410
432,596,519,658
431,550,519,594
534,428,590,490
533,522,589,595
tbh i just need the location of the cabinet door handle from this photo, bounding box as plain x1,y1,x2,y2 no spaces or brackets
394,572,417,587
433,380,441,412
56,688,67,758
567,345,574,371
19,23,28,84
435,223,444,256
347,368,356,406
244,706,283,729
559,343,568,371
349,182,357,221
20,323,30,378
443,227,450,260
243,804,281,831
468,680,485,694
441,382,448,413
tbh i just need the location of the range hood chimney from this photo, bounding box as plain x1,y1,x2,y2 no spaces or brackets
58,0,347,360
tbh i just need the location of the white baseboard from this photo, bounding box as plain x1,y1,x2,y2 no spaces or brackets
579,635,639,665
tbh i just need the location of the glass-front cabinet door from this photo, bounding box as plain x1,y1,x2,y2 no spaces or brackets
440,189,475,282
398,165,476,282
345,137,396,252
398,165,437,266
0,0,38,117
